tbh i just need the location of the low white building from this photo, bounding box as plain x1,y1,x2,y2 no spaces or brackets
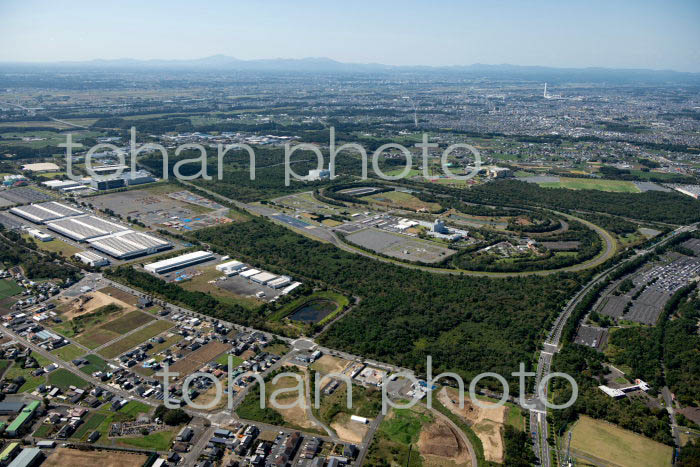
215,260,246,273
75,251,110,267
26,228,53,242
250,272,277,285
307,168,331,181
144,250,213,274
240,269,261,279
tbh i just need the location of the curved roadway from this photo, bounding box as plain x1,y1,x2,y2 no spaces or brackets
183,182,618,278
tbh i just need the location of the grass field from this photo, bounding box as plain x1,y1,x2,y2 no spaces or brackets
146,333,181,356
505,403,526,432
118,401,151,417
365,407,430,467
52,303,126,340
50,344,85,362
99,310,155,334
381,407,432,445
362,190,442,212
3,353,49,392
47,368,90,390
23,235,83,258
99,320,174,359
0,279,23,299
0,360,11,378
75,328,120,349
569,415,673,467
539,177,641,193
215,354,244,367
118,429,176,451
33,423,55,438
71,413,106,441
78,354,110,375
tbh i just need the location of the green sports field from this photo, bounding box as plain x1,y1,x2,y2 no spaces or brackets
0,279,23,299
539,177,641,193
569,416,672,467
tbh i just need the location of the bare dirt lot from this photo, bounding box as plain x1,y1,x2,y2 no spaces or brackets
99,285,140,306
311,355,352,375
170,341,229,378
331,412,369,443
43,448,148,467
267,365,318,431
57,290,135,320
418,416,471,466
439,387,506,463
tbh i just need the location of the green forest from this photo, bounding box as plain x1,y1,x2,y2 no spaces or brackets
193,217,583,390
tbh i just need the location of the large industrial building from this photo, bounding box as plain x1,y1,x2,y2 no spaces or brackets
90,170,156,190
9,201,82,224
144,250,214,274
88,230,172,259
46,215,130,242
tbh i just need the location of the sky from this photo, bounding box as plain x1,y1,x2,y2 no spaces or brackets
1,0,699,72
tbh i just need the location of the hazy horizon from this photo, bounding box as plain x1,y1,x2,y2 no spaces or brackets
1,0,699,73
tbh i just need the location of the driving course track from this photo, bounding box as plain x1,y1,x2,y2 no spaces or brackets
183,182,618,278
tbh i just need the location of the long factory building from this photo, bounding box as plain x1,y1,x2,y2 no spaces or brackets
9,201,83,223
144,250,214,274
46,214,130,241
89,230,172,259
9,200,171,260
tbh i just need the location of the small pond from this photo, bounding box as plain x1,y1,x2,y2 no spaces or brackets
289,299,338,323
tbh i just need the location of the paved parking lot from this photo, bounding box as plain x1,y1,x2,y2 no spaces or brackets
0,186,53,204
0,212,23,229
575,325,608,350
346,228,456,263
600,252,700,324
271,213,313,229
217,275,284,301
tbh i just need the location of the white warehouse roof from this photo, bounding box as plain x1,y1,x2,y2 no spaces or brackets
46,215,129,242
216,260,245,272
42,179,83,190
10,201,82,223
239,268,261,278
268,276,291,288
250,272,277,284
88,230,171,259
144,250,213,273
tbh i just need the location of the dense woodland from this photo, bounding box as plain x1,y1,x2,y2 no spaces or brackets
193,217,583,390
550,345,674,445
422,179,700,224
503,425,537,467
610,283,700,406
572,212,638,235
450,219,601,272
0,227,79,282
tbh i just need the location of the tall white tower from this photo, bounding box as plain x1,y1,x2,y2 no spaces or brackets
543,83,548,98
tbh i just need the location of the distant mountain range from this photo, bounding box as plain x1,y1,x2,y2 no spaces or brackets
2,55,699,83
